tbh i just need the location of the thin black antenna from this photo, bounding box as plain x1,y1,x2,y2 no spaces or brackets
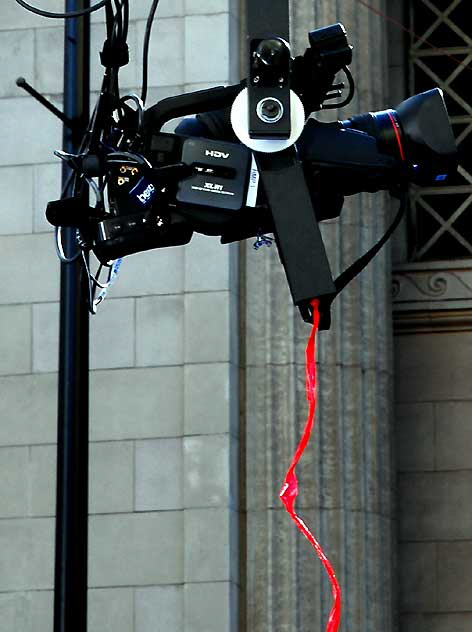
16,77,76,129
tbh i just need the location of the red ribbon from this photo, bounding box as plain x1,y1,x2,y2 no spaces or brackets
279,299,341,632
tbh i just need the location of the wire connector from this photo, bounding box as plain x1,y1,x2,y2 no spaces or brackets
100,40,129,68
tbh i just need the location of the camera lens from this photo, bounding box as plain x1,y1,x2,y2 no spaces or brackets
257,97,284,124
342,89,457,184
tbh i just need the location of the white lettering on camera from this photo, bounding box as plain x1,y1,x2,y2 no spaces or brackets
204,182,223,191
205,150,229,159
137,183,155,204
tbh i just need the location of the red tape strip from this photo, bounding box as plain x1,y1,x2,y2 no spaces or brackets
279,299,341,632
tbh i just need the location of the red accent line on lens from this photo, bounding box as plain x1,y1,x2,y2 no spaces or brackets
387,110,405,162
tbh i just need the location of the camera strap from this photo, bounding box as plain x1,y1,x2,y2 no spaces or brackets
326,192,407,313
254,149,337,323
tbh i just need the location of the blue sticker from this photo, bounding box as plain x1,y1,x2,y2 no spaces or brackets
130,176,156,207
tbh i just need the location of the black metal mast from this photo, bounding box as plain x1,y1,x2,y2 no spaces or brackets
54,2,90,631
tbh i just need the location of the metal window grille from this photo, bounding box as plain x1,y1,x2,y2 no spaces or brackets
409,0,472,261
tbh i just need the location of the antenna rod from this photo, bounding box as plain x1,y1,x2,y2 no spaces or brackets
16,77,75,129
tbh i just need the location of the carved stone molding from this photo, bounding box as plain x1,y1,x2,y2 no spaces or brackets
393,260,472,309
393,260,472,333
393,309,472,334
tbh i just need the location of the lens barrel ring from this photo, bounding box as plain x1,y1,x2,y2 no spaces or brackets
256,97,285,124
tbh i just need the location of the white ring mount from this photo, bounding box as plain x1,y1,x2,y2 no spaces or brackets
231,88,305,153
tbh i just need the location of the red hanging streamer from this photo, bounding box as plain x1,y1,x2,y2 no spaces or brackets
279,299,341,632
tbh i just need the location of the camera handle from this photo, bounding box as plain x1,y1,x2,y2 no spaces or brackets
142,83,244,133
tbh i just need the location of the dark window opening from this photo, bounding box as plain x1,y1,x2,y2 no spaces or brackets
409,0,472,261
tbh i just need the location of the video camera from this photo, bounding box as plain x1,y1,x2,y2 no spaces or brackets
45,20,457,327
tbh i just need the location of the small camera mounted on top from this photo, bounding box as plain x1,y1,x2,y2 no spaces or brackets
248,36,292,138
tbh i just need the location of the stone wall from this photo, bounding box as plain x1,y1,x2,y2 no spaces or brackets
0,2,241,631
5,3,470,632
389,0,472,629
395,329,472,632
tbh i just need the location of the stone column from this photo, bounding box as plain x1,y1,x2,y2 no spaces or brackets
242,2,396,631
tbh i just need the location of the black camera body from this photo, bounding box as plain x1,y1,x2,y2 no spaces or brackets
93,134,256,262
91,82,457,265
46,21,458,325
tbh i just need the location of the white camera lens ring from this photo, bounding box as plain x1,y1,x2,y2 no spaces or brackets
231,88,305,153
256,97,284,124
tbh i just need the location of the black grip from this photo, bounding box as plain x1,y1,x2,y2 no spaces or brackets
142,83,243,133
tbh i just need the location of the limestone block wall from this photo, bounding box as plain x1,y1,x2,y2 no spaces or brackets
0,2,240,631
395,330,472,632
387,1,472,629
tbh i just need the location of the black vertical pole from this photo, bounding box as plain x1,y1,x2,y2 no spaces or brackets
54,2,90,632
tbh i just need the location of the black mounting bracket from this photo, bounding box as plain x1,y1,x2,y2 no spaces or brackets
247,0,336,326
246,0,291,139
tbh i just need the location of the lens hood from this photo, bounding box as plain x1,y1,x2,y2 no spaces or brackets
396,88,457,160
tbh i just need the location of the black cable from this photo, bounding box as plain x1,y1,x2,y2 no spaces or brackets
341,66,355,104
118,93,145,129
112,0,123,41
55,171,82,263
100,1,129,102
106,151,151,169
54,109,98,265
105,0,114,37
141,0,161,105
122,0,129,41
322,66,355,110
23,0,129,302
333,191,407,295
15,0,111,19
90,261,103,308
